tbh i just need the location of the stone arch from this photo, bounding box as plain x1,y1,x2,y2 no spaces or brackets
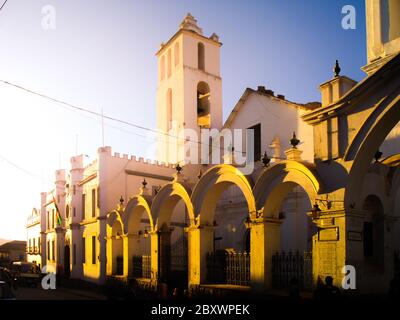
191,164,256,225
253,160,322,218
107,210,124,235
362,194,385,271
106,210,125,276
123,195,154,235
344,95,400,209
390,166,400,216
151,181,195,230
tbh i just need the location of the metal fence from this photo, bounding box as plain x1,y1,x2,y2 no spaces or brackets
394,250,400,280
132,255,151,279
206,250,250,286
272,251,313,291
116,256,123,275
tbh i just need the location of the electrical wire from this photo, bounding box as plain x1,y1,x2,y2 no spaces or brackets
0,0,8,11
0,80,248,157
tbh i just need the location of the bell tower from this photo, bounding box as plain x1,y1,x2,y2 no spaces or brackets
363,0,400,75
156,13,223,164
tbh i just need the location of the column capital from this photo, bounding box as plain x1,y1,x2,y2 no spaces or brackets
249,216,283,226
121,233,140,239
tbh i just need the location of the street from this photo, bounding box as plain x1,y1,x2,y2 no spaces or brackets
12,285,106,300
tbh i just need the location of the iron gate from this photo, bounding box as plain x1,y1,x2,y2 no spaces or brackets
206,250,250,286
116,256,123,275
394,250,400,280
272,251,312,290
132,255,151,278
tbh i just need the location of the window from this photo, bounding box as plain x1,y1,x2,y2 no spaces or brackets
82,238,86,264
33,238,35,251
73,207,76,218
52,240,55,261
198,42,205,70
28,239,31,251
73,185,76,195
160,56,165,80
38,238,41,253
197,82,211,128
47,211,50,229
174,42,179,66
66,205,70,219
91,236,96,264
167,48,172,77
166,88,173,130
92,189,96,218
82,194,86,220
73,244,76,265
247,123,261,162
52,209,55,229
57,195,60,203
47,241,50,261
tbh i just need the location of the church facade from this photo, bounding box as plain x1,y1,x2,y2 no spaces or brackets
28,0,400,296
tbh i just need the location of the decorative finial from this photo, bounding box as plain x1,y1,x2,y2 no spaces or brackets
374,150,383,163
119,196,124,205
261,151,270,167
311,202,321,219
154,185,161,195
290,132,300,149
197,169,202,180
176,163,182,174
334,60,341,77
142,178,148,188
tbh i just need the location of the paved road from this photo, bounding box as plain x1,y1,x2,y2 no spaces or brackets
13,286,106,300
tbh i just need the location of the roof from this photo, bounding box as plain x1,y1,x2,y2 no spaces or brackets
0,240,26,252
302,52,400,124
223,87,320,128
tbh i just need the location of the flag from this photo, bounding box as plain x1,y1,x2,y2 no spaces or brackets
52,195,62,226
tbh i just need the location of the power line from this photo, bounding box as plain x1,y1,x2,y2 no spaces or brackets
0,80,248,157
0,153,52,184
0,0,8,11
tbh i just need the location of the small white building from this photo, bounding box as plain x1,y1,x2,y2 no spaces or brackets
26,208,42,268
38,147,175,284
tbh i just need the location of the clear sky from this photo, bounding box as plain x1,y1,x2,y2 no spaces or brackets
0,0,366,240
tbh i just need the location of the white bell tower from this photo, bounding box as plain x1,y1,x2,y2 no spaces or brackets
363,0,400,74
156,13,223,164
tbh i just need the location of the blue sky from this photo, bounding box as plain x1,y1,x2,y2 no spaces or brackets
0,0,366,239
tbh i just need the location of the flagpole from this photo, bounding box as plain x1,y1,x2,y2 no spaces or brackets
101,107,105,147
75,134,79,155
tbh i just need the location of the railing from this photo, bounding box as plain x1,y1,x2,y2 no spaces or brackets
206,250,250,286
272,251,313,291
132,255,151,279
116,256,123,275
394,250,400,280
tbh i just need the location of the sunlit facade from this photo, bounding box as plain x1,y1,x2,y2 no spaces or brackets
27,1,400,296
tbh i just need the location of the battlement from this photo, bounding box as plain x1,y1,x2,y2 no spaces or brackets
70,154,84,170
108,148,174,168
55,169,66,183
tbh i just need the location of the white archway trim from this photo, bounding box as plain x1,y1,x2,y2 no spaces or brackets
123,195,153,234
191,164,256,225
151,182,195,230
253,160,322,217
